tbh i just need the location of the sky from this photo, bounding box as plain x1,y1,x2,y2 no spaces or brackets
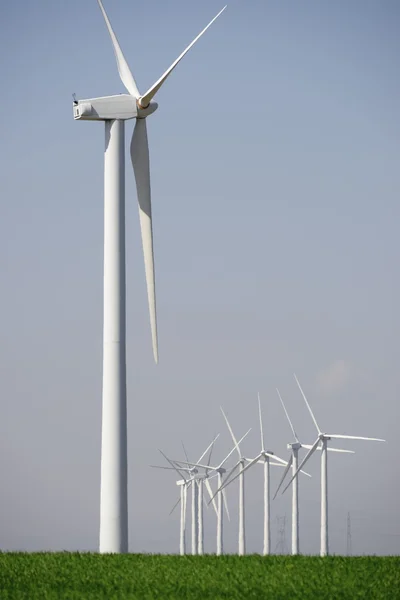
0,0,399,555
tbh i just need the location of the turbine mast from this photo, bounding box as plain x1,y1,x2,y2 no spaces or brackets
292,446,299,555
320,437,328,557
99,119,128,553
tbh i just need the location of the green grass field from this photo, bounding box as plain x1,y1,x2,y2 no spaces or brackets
0,553,398,599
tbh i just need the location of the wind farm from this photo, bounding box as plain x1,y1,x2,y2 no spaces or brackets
0,0,398,597
154,384,385,557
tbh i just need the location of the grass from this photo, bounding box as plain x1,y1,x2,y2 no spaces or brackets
0,553,399,599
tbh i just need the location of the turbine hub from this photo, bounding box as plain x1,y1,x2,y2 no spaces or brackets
136,99,158,118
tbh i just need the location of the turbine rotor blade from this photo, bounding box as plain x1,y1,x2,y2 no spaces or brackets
170,460,215,471
282,437,320,495
258,392,265,452
181,441,190,464
264,452,288,466
158,449,187,480
197,434,220,465
131,118,158,363
209,461,240,504
218,454,262,492
206,434,217,473
302,444,355,454
204,478,218,515
150,464,192,471
222,488,230,522
139,6,227,107
294,373,321,434
183,484,188,524
273,454,292,500
326,434,386,442
276,388,299,442
218,429,252,469
220,407,242,458
169,496,181,516
97,0,140,98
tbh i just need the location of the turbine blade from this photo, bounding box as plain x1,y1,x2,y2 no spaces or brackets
97,0,140,99
282,437,320,495
303,444,355,454
169,495,181,516
220,407,242,458
131,119,158,363
218,429,251,469
181,441,190,464
273,454,292,500
258,392,265,452
264,452,288,466
169,460,215,471
209,461,240,504
222,488,230,522
183,484,188,524
326,434,386,442
158,449,187,480
204,478,218,515
150,464,192,471
294,373,321,434
139,6,227,107
207,434,217,472
197,434,220,465
219,454,262,492
276,388,299,442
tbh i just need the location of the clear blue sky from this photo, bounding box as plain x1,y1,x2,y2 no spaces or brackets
0,0,399,554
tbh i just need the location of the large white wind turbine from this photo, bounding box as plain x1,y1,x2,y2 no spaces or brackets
274,389,353,555
281,374,386,557
73,0,227,553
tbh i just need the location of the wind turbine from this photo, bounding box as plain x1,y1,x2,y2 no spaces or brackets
158,436,219,555
73,0,227,553
274,388,354,555
156,451,193,555
174,430,251,555
281,374,386,557
215,395,303,555
217,407,257,555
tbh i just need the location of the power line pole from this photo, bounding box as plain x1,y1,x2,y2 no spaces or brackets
346,512,352,556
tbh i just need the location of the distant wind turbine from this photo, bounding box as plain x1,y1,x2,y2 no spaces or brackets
219,407,251,555
274,388,353,555
157,436,218,555
175,430,251,555
281,374,386,557
216,394,307,555
155,451,193,555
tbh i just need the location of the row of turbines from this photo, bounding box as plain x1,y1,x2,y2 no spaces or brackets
154,375,385,557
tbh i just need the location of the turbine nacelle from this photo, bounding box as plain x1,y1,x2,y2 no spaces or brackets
73,94,158,121
287,442,302,450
